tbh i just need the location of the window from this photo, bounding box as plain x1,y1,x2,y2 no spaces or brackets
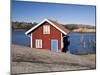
43,25,50,34
35,39,42,48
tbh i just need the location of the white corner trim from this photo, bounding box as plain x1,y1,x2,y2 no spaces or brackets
25,18,67,35
30,33,32,48
61,33,63,48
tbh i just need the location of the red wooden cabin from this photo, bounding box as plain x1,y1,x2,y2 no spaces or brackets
25,19,69,52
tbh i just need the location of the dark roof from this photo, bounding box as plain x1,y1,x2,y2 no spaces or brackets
48,19,70,33
25,19,70,35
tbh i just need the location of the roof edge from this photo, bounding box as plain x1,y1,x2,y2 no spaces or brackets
25,18,68,35
25,19,47,35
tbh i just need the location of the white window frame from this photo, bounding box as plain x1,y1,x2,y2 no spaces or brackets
43,25,50,34
35,39,42,48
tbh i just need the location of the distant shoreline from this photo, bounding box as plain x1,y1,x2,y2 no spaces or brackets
12,29,27,31
72,28,96,33
12,22,96,33
12,29,96,33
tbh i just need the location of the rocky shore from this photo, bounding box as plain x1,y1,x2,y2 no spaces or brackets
11,44,96,74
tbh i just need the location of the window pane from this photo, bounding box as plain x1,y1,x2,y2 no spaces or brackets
36,39,42,48
43,25,50,34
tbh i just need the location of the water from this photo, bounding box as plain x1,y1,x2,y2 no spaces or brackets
12,31,30,46
69,32,96,54
12,31,96,54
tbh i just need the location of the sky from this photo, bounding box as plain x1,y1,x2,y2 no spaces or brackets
12,1,96,26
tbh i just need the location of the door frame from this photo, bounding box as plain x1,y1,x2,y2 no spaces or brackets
51,39,58,52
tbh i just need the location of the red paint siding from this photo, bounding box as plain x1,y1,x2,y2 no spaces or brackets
31,22,61,51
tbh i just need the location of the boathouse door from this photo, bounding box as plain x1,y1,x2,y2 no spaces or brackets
51,39,58,53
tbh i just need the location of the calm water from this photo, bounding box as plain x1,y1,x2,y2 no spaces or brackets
12,31,30,46
12,31,96,54
69,32,96,54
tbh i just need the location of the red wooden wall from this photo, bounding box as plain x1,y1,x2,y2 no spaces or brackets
31,22,61,51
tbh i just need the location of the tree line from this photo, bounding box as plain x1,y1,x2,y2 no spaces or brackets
12,21,95,31
12,22,37,31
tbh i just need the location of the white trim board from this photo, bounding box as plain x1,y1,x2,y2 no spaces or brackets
25,19,67,35
30,33,33,48
61,33,63,48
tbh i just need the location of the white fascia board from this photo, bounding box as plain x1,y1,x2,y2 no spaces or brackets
25,19,47,35
46,20,67,35
25,18,67,35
